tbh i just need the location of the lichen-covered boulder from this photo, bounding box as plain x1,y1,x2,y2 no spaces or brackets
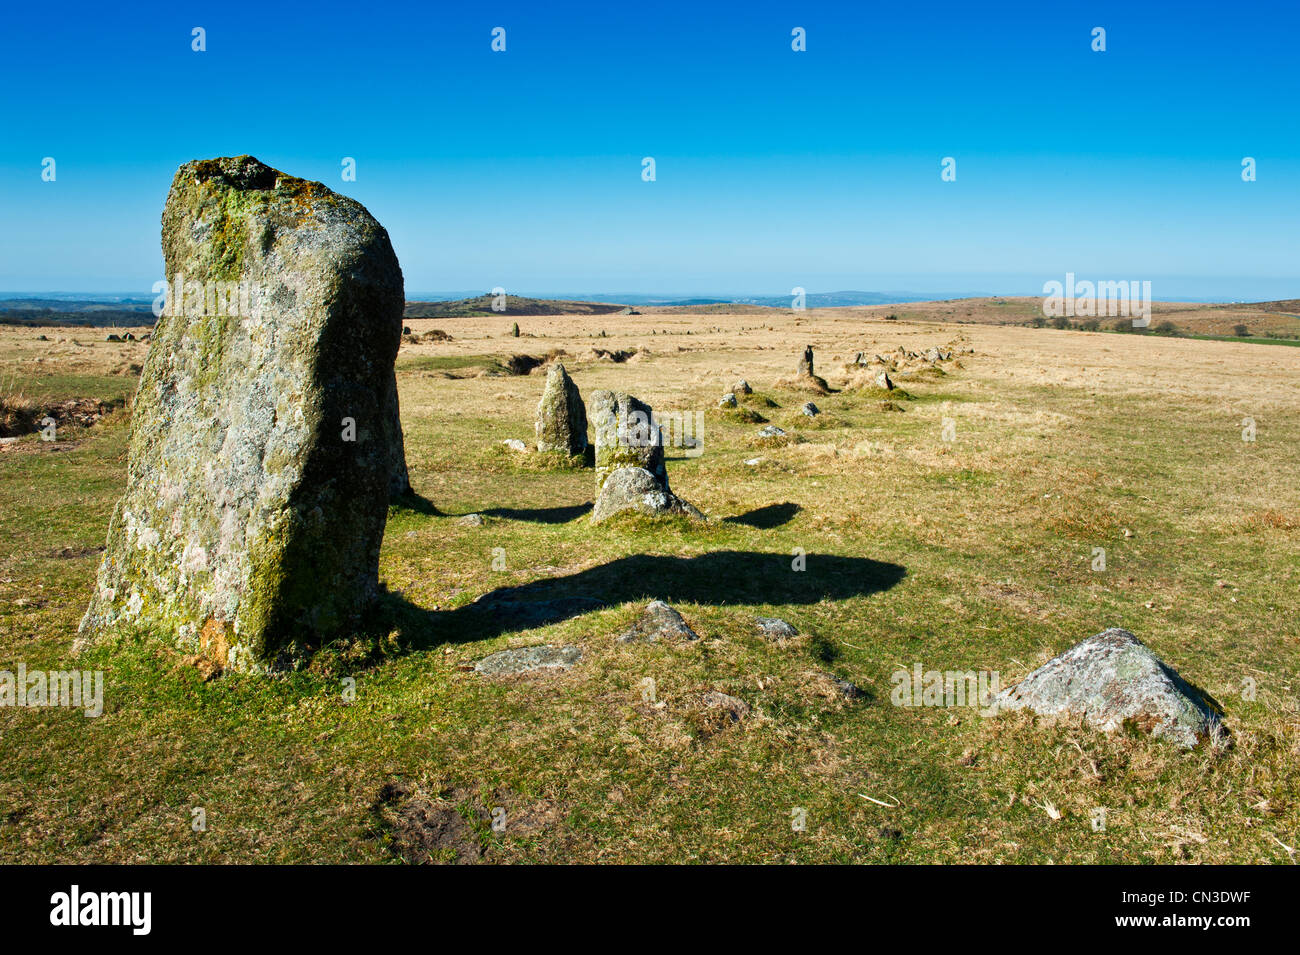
798,345,815,377
993,628,1225,748
534,362,587,456
590,466,704,524
618,600,699,643
78,155,407,672
590,390,666,491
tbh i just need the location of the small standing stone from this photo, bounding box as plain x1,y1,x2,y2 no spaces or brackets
590,390,666,491
534,362,588,456
798,345,815,377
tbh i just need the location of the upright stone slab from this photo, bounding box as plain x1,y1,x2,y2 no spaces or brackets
79,155,406,672
798,346,814,377
590,390,666,490
535,362,588,456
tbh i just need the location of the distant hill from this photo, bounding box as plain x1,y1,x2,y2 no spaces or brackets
0,297,156,327
730,290,990,308
404,294,629,318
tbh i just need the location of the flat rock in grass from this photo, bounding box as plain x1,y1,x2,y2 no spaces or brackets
758,425,786,438
474,644,582,676
800,402,820,417
993,628,1224,748
79,155,406,672
591,466,704,524
700,691,750,721
618,599,699,643
755,616,798,640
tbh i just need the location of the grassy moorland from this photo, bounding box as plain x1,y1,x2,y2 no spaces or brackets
1,303,1297,863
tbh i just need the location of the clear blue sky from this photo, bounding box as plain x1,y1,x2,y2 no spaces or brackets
1,0,1296,300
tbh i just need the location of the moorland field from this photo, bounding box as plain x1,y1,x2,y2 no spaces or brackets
1,300,1297,863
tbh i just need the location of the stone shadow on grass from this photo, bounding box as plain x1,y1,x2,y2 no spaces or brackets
389,491,441,516
480,502,593,524
386,550,905,647
725,502,801,529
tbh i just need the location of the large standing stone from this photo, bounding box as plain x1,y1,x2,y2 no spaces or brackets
534,362,588,456
590,390,666,490
78,155,406,672
993,628,1225,748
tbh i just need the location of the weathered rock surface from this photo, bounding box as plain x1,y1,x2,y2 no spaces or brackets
618,599,699,642
800,402,820,417
474,644,582,676
534,362,588,456
798,345,815,377
875,370,894,391
733,379,752,395
590,390,665,490
755,617,798,640
79,155,406,672
993,628,1224,748
718,393,738,408
591,467,704,524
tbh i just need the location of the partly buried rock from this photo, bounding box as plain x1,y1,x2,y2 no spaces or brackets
618,599,699,643
591,466,705,524
474,644,582,676
733,379,753,395
79,155,407,672
718,393,738,409
755,617,798,640
700,691,750,722
800,401,820,417
534,362,588,456
994,628,1225,748
590,390,666,490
